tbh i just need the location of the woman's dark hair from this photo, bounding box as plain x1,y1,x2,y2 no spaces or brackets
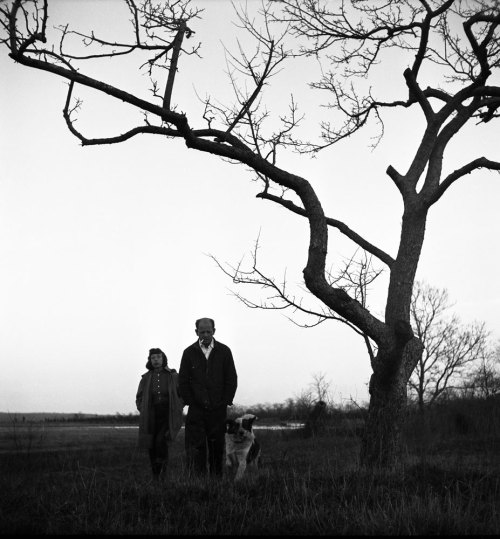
145,348,168,370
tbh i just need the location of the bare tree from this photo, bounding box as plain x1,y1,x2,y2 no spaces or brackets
2,0,500,466
291,372,332,431
466,341,500,398
309,371,333,405
408,281,489,412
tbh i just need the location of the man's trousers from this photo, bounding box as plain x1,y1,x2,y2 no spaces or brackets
184,404,227,476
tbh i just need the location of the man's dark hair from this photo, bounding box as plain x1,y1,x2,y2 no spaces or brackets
195,318,215,330
145,348,168,370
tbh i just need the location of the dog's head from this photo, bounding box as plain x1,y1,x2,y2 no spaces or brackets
226,413,258,442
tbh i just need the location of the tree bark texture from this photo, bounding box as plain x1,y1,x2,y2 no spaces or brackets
360,337,423,467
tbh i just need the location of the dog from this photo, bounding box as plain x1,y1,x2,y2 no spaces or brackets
225,413,261,481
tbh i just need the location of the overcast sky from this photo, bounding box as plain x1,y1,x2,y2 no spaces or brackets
1,0,499,415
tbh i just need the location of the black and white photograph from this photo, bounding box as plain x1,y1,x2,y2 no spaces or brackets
1,0,499,534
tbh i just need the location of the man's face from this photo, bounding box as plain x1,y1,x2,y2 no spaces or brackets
150,353,163,369
196,320,215,346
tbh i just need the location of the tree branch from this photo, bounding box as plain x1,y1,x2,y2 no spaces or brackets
426,157,500,206
62,81,179,145
163,21,187,110
404,67,434,120
256,191,395,268
208,240,382,338
225,39,276,136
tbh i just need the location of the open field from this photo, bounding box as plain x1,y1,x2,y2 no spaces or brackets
0,402,499,535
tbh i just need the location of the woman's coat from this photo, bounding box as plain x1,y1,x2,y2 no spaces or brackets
136,368,184,449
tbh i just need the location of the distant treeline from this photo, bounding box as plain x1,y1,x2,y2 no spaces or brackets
2,393,498,428
230,400,367,422
1,400,361,424
0,412,140,424
44,413,141,424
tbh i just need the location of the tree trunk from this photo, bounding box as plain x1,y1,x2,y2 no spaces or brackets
418,392,425,415
359,371,408,468
359,337,422,467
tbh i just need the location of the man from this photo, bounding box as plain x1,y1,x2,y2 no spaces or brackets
179,317,238,476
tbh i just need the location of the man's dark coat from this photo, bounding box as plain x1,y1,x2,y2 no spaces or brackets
178,339,237,410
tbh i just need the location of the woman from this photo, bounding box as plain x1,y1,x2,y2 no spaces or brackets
136,348,184,480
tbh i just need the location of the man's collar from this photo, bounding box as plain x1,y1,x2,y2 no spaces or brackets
199,338,215,349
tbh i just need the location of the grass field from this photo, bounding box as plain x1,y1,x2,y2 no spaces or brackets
0,401,499,535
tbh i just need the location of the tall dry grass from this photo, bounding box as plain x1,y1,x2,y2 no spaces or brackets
1,398,499,534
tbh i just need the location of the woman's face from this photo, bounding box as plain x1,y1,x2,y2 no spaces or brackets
150,353,163,369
